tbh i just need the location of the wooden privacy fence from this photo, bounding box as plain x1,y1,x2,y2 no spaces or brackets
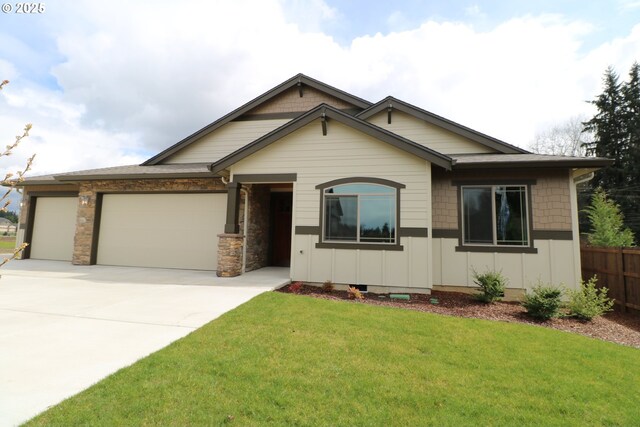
581,246,640,313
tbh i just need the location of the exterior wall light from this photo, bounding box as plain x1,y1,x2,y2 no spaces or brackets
79,195,90,206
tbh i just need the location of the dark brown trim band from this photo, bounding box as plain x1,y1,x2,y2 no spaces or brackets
233,173,297,183
315,242,404,251
295,226,320,235
432,229,458,238
531,230,574,240
452,179,537,186
234,112,305,121
400,227,428,237
455,245,538,254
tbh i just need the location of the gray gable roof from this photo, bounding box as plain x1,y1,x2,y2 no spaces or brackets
143,74,372,166
357,96,528,155
209,104,454,174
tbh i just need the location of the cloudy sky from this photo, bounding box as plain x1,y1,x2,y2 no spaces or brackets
0,0,639,185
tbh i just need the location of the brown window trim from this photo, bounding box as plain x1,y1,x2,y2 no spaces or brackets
314,177,406,251
453,180,538,254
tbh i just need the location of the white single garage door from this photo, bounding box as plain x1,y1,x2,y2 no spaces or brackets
97,193,226,270
30,197,78,261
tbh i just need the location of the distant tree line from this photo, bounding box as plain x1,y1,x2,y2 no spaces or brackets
0,210,19,224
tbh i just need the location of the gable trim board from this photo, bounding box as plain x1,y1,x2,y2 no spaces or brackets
210,104,453,174
143,74,372,166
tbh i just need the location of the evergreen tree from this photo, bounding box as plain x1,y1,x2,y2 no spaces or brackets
583,64,640,236
622,62,640,231
583,67,626,191
584,188,634,247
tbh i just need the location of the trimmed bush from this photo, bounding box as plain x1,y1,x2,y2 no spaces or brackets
566,276,614,321
522,284,564,320
322,280,335,293
472,269,507,303
347,286,364,300
289,282,303,294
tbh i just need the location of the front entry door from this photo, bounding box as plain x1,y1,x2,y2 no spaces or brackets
270,192,292,267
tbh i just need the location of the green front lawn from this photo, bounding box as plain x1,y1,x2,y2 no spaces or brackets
28,292,640,426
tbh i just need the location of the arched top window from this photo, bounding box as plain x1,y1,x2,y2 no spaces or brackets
317,178,404,246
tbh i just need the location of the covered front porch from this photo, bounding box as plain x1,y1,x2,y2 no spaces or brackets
217,174,296,277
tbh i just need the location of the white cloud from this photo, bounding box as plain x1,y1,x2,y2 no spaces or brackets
2,0,640,183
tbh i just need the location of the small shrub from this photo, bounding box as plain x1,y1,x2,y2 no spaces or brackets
347,286,364,300
522,283,564,320
289,282,303,294
566,276,614,321
472,269,507,303
322,280,335,293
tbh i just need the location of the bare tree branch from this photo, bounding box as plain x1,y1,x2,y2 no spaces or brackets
0,79,35,265
529,115,592,156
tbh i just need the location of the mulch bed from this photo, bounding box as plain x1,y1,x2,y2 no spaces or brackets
277,284,640,349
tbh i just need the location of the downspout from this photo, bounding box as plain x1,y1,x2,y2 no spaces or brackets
573,171,594,186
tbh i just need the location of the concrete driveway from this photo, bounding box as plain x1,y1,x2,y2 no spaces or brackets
0,260,289,427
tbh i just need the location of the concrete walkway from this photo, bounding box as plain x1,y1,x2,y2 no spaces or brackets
0,260,290,427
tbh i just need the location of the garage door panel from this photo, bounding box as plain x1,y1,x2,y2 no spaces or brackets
30,197,78,261
97,193,226,270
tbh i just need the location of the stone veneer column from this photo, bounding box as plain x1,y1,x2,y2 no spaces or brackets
72,187,97,265
217,233,244,277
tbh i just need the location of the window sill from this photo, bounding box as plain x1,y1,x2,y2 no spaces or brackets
455,245,538,254
315,242,404,251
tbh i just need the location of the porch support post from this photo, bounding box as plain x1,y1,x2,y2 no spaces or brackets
218,181,244,277
224,182,241,234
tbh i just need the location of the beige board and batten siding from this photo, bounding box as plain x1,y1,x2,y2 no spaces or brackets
230,118,433,290
97,193,226,270
163,119,290,164
432,239,578,291
366,110,497,155
30,197,78,261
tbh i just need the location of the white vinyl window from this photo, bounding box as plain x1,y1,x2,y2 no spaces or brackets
461,185,529,247
323,183,397,244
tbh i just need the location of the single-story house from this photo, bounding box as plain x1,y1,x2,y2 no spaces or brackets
15,74,611,297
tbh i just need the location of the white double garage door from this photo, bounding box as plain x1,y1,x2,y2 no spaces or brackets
30,193,227,270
